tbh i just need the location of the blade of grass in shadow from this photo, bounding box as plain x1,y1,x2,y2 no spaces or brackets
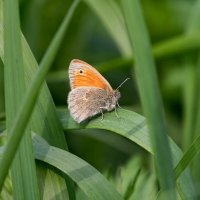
108,156,148,199
32,133,123,200
0,118,5,134
121,0,176,199
3,0,39,199
0,0,80,195
128,170,156,200
83,0,131,56
0,113,5,121
57,108,196,199
0,173,12,200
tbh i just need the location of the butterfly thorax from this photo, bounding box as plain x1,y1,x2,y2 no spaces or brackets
105,90,121,111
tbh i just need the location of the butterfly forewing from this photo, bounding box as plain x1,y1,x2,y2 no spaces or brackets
69,59,113,92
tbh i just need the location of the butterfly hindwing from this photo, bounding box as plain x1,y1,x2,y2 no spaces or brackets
68,87,109,123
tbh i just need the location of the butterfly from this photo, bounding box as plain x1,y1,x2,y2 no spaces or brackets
67,59,128,123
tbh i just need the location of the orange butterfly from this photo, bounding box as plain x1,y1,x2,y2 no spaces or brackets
67,59,128,123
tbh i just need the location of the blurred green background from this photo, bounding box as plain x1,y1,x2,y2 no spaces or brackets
4,0,196,183
20,0,139,172
17,0,195,171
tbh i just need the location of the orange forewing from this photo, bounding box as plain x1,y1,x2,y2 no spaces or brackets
73,69,108,89
69,59,113,92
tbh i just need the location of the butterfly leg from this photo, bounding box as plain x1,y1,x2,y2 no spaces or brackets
115,107,119,118
100,108,104,120
117,102,122,108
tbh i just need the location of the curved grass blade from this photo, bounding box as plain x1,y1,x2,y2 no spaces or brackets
0,108,198,199
32,133,123,200
57,108,196,199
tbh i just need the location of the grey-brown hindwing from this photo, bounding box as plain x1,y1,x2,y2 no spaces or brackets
68,87,109,123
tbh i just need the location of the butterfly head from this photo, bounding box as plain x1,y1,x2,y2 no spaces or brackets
113,90,121,101
107,90,121,111
106,78,129,111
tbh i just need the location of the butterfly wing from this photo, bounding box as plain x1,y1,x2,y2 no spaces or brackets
68,87,109,123
68,59,113,92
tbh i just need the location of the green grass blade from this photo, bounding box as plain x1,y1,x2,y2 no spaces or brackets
32,133,123,200
0,62,4,113
121,0,176,199
183,1,200,186
39,0,79,73
175,135,200,179
153,32,200,59
0,19,69,200
83,0,131,56
83,0,200,60
192,73,200,181
182,0,200,151
110,156,145,199
58,108,196,199
0,2,5,119
182,62,198,149
0,174,12,200
190,58,200,186
0,146,4,158
1,107,198,198
83,0,200,59
3,0,39,199
128,171,157,200
25,1,80,197
0,0,80,196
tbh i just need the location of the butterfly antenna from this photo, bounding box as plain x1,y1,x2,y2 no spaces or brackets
115,78,130,90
